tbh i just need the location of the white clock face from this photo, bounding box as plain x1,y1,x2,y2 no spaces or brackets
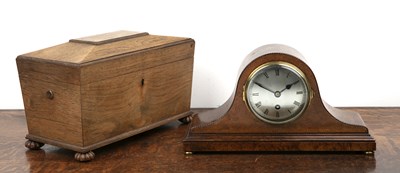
244,62,310,124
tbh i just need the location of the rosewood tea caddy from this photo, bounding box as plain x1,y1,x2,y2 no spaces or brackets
17,31,195,161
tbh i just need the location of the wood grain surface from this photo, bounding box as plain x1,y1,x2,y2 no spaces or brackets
0,108,399,172
19,34,191,64
81,57,193,146
16,31,195,155
18,75,83,146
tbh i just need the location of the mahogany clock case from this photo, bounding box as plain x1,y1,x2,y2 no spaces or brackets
16,31,195,161
183,44,376,153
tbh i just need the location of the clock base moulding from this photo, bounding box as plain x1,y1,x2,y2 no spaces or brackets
183,44,376,153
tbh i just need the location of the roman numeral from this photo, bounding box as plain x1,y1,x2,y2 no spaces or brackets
296,91,304,95
264,108,269,115
286,72,290,78
293,101,301,106
276,111,280,117
263,72,269,79
275,68,279,76
252,93,259,96
288,109,292,113
255,101,262,108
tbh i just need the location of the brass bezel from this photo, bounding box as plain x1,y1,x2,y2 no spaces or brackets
243,61,312,124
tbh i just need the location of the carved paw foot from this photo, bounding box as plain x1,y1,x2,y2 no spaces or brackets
74,151,95,162
25,140,44,150
179,115,192,124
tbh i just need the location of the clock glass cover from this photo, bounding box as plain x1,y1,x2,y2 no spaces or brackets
244,61,310,124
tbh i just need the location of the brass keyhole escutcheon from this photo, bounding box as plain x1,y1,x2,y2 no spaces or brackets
46,90,54,100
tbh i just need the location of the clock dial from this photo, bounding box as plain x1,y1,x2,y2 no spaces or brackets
244,62,310,124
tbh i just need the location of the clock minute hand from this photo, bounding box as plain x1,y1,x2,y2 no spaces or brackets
254,82,275,94
280,80,299,93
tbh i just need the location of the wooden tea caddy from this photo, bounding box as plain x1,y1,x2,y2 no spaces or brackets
183,44,376,154
17,31,195,161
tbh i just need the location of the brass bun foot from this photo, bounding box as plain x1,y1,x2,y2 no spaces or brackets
74,151,95,162
25,140,44,150
179,115,192,124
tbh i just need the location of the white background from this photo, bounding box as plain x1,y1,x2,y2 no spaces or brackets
1,0,399,109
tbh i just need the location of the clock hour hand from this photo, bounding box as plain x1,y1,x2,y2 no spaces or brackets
254,82,275,93
280,80,299,93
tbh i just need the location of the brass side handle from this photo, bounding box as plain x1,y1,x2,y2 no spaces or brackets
46,90,54,100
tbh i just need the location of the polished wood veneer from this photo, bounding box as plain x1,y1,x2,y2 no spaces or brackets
0,108,399,172
16,31,195,161
184,45,375,153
